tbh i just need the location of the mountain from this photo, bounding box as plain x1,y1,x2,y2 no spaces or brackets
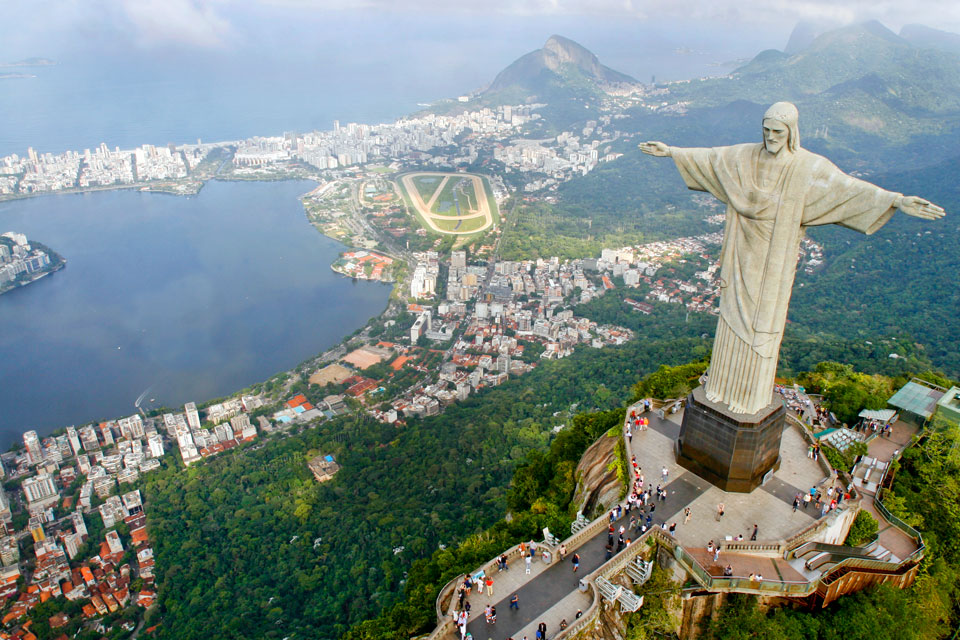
485,35,637,94
783,19,841,55
900,24,960,55
464,35,640,130
658,20,960,156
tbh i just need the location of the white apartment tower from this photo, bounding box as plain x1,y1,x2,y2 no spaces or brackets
147,434,164,458
23,430,42,464
185,402,201,430
118,415,145,440
100,422,115,446
66,426,82,456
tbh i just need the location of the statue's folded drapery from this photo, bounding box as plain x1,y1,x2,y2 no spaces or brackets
672,143,899,414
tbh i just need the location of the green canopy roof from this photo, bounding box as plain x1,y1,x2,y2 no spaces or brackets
888,381,945,420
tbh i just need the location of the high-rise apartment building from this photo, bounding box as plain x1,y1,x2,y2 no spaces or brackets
22,430,42,464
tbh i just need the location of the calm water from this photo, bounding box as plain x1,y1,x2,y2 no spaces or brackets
0,181,390,447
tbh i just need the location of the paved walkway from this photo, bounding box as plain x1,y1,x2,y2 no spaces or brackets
456,403,828,640
862,420,921,561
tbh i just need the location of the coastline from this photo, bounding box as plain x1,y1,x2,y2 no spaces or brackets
0,177,402,446
0,259,66,296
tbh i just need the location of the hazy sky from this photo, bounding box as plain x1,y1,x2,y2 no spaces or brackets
2,0,960,155
3,0,959,61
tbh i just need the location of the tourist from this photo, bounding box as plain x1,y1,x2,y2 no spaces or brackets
510,593,519,610
538,621,547,640
683,507,692,524
485,576,494,596
662,466,669,481
525,554,532,574
559,619,567,630
723,564,733,577
576,609,583,619
572,553,580,572
751,524,758,541
716,503,725,521
559,544,567,561
668,522,677,535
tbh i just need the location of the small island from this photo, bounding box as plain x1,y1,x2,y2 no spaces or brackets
0,231,66,295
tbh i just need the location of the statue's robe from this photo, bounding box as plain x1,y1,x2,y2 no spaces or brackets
672,143,899,414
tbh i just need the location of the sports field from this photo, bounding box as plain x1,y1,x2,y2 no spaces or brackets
397,172,497,235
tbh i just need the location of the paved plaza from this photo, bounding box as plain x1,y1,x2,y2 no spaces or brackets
457,404,831,640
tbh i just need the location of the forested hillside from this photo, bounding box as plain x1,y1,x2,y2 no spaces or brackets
143,312,712,639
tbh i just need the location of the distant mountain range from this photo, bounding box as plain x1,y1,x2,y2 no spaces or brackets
471,22,960,153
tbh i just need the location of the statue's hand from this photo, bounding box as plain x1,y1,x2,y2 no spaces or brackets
898,196,946,220
639,141,671,157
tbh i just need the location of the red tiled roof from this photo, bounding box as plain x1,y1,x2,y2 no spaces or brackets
287,394,308,408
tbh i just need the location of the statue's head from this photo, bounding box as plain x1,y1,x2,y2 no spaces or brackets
762,102,799,155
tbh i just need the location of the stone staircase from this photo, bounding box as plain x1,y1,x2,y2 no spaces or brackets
852,456,888,494
596,576,644,612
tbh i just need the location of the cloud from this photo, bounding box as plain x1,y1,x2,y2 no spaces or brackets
117,0,236,48
254,0,960,32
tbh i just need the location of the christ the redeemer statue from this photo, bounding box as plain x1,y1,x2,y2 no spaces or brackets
641,102,944,416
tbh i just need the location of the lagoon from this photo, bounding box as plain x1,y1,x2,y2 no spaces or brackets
0,180,390,448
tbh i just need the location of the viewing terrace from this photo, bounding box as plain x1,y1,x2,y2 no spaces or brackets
428,396,924,640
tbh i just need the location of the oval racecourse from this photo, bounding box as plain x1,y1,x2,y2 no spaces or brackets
397,172,498,235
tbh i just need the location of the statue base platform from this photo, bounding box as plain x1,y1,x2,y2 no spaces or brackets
676,386,784,493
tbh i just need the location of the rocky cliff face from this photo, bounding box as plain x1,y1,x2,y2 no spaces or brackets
571,432,622,518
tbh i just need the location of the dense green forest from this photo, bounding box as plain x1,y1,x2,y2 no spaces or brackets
143,316,712,639
789,158,960,378
573,287,952,385
344,408,625,640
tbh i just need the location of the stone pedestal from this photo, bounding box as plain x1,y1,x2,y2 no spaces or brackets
676,386,784,493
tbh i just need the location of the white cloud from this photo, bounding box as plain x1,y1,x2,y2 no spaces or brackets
254,0,960,32
117,0,236,48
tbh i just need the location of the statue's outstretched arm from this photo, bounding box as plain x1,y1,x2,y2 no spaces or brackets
895,195,946,220
639,141,672,157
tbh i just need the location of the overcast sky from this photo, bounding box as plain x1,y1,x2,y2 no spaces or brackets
3,0,960,56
